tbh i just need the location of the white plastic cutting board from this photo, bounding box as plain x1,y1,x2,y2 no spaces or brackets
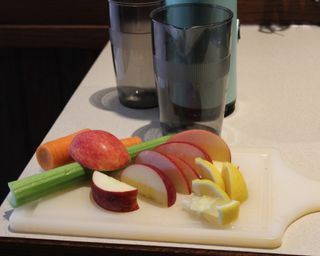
9,147,320,249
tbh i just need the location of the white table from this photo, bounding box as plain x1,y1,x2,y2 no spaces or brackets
1,25,320,255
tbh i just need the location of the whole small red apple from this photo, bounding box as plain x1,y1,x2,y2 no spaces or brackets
69,130,130,171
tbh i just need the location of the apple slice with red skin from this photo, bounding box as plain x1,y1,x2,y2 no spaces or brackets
168,129,231,162
135,150,191,194
121,164,176,207
164,154,200,188
69,130,130,171
91,171,139,212
154,141,211,176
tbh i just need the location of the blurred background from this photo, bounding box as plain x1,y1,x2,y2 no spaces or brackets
1,0,319,202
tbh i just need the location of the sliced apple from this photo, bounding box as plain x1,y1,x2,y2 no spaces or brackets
69,130,130,171
168,129,231,162
165,154,200,188
154,141,210,176
121,164,176,207
135,150,190,194
91,171,139,212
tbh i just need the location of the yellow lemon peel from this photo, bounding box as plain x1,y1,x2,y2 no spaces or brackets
195,158,225,190
222,162,248,203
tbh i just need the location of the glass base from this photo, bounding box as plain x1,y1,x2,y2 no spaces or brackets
117,86,158,109
224,100,236,117
160,122,220,136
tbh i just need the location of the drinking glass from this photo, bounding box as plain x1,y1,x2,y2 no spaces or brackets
109,0,163,108
151,3,233,134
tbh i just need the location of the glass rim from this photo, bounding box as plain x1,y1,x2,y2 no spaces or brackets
150,3,233,29
108,0,163,7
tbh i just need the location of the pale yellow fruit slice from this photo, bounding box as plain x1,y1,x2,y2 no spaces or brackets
203,199,240,226
182,195,217,217
192,179,230,201
212,160,223,173
195,158,225,190
222,162,248,203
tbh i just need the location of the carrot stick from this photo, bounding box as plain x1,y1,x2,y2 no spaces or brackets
120,136,142,148
36,129,91,170
36,129,143,171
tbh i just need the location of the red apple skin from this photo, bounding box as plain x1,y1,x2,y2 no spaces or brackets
91,182,139,212
69,130,130,171
154,141,211,176
168,129,231,162
164,154,200,187
135,150,191,194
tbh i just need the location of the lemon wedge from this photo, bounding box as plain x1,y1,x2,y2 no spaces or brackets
222,162,248,203
203,199,240,226
192,179,230,201
212,160,223,172
184,161,248,226
182,195,217,216
183,196,240,226
195,158,225,190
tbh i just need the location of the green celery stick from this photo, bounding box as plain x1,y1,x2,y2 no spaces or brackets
127,134,172,158
8,162,88,208
8,134,172,208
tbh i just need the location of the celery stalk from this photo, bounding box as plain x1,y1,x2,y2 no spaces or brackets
127,134,172,158
8,134,172,208
8,162,88,208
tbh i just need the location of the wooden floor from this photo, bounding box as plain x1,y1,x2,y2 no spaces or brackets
0,48,101,201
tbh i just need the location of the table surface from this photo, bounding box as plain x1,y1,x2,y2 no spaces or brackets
1,25,320,256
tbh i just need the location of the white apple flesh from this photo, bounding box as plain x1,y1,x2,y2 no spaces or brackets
135,150,191,194
121,164,176,207
91,171,139,212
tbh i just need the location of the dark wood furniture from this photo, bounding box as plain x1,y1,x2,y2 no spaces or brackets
1,0,319,48
1,237,292,256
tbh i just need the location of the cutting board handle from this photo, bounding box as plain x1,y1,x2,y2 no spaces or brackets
271,150,320,234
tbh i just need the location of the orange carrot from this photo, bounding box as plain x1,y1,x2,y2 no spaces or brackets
36,129,91,170
121,136,142,148
36,129,142,170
